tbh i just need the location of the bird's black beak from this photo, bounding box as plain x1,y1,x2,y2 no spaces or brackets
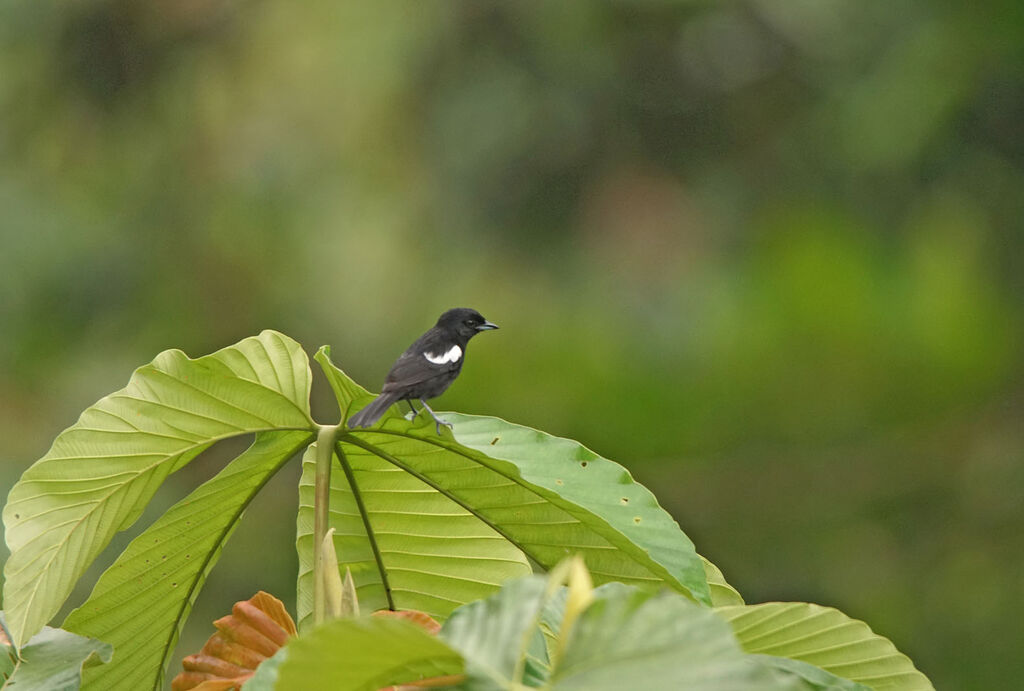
476,320,499,331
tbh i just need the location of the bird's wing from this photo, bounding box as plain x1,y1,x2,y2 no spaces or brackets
382,329,462,390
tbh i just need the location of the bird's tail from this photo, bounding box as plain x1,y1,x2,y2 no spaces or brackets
347,392,401,429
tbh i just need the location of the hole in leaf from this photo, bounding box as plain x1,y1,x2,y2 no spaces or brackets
633,517,641,524
620,497,629,504
580,461,588,468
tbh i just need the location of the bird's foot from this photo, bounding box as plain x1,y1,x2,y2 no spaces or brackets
419,399,452,435
406,400,420,419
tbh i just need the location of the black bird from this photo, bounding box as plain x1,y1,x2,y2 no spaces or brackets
347,308,499,433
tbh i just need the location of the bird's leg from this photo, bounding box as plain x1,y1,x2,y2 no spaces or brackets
419,399,453,435
406,400,420,418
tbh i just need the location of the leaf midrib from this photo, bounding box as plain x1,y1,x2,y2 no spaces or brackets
340,434,536,572
149,431,312,689
70,431,313,689
346,430,683,591
334,441,396,611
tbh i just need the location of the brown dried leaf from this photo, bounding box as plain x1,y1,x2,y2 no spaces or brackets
248,591,298,637
171,591,296,691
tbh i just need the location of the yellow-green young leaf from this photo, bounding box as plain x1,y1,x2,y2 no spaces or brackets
547,556,594,670
718,602,935,690
3,331,313,649
320,529,346,619
295,350,710,630
340,568,360,619
63,431,312,691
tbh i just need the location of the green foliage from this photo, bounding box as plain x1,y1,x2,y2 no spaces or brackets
2,331,313,649
1,333,934,689
294,348,710,631
243,574,875,691
62,431,312,690
296,435,529,626
0,613,111,691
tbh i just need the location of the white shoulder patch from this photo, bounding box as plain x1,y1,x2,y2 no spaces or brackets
424,344,462,365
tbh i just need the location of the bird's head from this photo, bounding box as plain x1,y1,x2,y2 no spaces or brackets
437,308,499,340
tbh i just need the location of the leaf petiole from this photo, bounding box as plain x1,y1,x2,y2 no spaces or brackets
312,424,341,626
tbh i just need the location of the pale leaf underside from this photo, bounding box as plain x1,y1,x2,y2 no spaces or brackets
2,331,313,648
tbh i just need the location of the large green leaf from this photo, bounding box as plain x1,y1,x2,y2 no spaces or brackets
296,350,709,629
0,613,112,691
440,578,806,691
446,412,708,601
439,576,549,689
549,583,802,690
2,331,313,648
718,602,935,690
62,430,313,691
273,616,464,691
296,438,533,631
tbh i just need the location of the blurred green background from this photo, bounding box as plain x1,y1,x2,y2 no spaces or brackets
2,1,1022,688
